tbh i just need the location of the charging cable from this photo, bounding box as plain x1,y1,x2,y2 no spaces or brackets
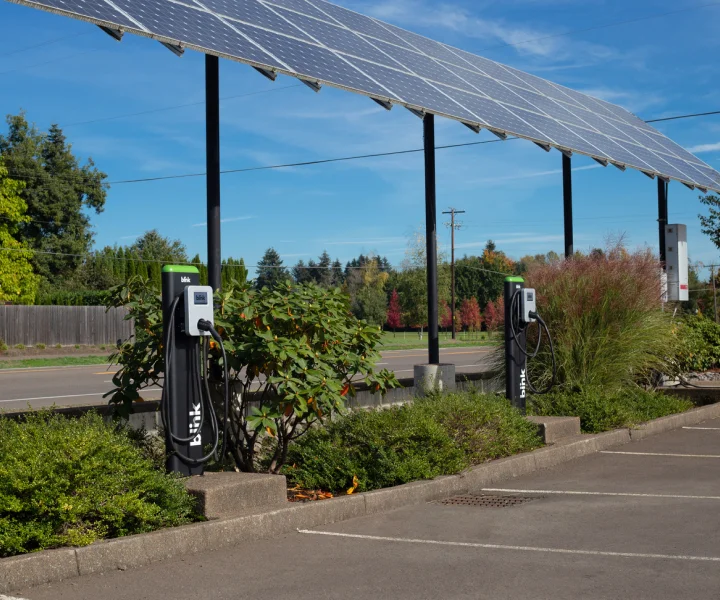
161,298,230,467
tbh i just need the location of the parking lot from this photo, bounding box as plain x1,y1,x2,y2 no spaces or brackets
17,418,720,600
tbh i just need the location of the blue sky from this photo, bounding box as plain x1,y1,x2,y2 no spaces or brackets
1,0,720,276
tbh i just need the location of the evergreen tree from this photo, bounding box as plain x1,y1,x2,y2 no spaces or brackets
255,248,288,290
331,259,344,287
316,250,334,288
292,259,313,284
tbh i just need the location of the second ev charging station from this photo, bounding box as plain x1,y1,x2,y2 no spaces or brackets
161,265,229,476
504,276,556,413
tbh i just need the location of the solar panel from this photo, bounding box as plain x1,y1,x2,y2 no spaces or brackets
8,0,720,192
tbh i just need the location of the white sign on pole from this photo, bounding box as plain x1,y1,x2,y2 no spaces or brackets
665,224,689,302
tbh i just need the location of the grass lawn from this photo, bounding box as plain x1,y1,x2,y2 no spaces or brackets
0,355,113,369
379,331,499,351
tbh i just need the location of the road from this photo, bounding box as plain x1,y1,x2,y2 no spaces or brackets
0,347,493,412
15,415,720,599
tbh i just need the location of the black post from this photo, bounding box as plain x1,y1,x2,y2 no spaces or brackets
162,266,204,476
424,114,440,365
658,178,668,266
206,54,221,291
450,216,456,340
562,154,574,259
504,277,526,413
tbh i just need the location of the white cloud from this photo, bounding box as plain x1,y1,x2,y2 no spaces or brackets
685,142,720,154
192,216,256,227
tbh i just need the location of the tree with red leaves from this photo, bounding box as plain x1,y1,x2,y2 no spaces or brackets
484,297,504,336
460,297,482,332
386,289,402,334
440,299,452,330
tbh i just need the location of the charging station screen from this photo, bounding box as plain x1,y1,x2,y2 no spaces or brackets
194,292,208,305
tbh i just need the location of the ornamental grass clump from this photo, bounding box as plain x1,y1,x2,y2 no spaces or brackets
0,412,196,557
522,243,677,391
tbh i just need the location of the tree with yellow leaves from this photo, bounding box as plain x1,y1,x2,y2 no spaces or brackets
0,161,38,304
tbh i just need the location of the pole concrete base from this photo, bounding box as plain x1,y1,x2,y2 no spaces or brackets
414,364,456,396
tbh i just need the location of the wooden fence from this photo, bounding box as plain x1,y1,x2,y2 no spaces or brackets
0,305,134,347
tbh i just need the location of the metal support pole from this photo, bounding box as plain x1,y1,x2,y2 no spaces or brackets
450,218,456,340
658,179,668,267
423,114,440,365
205,54,222,291
562,154,574,259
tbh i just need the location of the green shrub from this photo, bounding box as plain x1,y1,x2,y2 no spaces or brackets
285,390,541,494
74,344,80,349
55,344,62,349
529,387,693,433
35,343,46,350
14,344,25,350
35,289,108,306
0,412,196,557
676,315,720,372
0,339,7,352
416,390,542,464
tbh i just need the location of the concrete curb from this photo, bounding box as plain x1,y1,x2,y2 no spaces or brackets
2,402,719,594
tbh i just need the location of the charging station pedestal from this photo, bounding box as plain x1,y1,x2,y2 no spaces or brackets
162,265,204,476
504,277,527,413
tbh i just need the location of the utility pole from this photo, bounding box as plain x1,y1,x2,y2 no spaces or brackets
443,208,465,340
712,266,718,324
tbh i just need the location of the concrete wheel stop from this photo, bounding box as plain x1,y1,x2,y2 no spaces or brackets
527,416,581,444
185,472,287,519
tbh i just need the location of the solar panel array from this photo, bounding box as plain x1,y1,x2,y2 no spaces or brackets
11,0,720,192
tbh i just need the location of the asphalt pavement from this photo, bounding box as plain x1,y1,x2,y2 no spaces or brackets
15,416,720,599
0,346,492,412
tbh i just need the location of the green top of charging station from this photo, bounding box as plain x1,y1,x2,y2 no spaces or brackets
162,265,200,274
505,276,524,283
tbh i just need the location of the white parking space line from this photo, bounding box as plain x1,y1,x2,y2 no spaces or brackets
0,595,29,599
683,427,720,431
298,530,720,562
600,451,720,459
482,488,720,500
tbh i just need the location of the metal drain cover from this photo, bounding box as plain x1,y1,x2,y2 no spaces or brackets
440,494,541,507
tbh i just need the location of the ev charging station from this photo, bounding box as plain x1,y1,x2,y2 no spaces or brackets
504,276,555,413
161,265,229,476
505,277,527,412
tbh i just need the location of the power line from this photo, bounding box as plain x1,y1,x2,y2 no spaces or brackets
646,110,720,124
0,48,97,77
0,32,91,58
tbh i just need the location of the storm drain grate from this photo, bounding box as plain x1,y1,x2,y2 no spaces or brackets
439,494,541,508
